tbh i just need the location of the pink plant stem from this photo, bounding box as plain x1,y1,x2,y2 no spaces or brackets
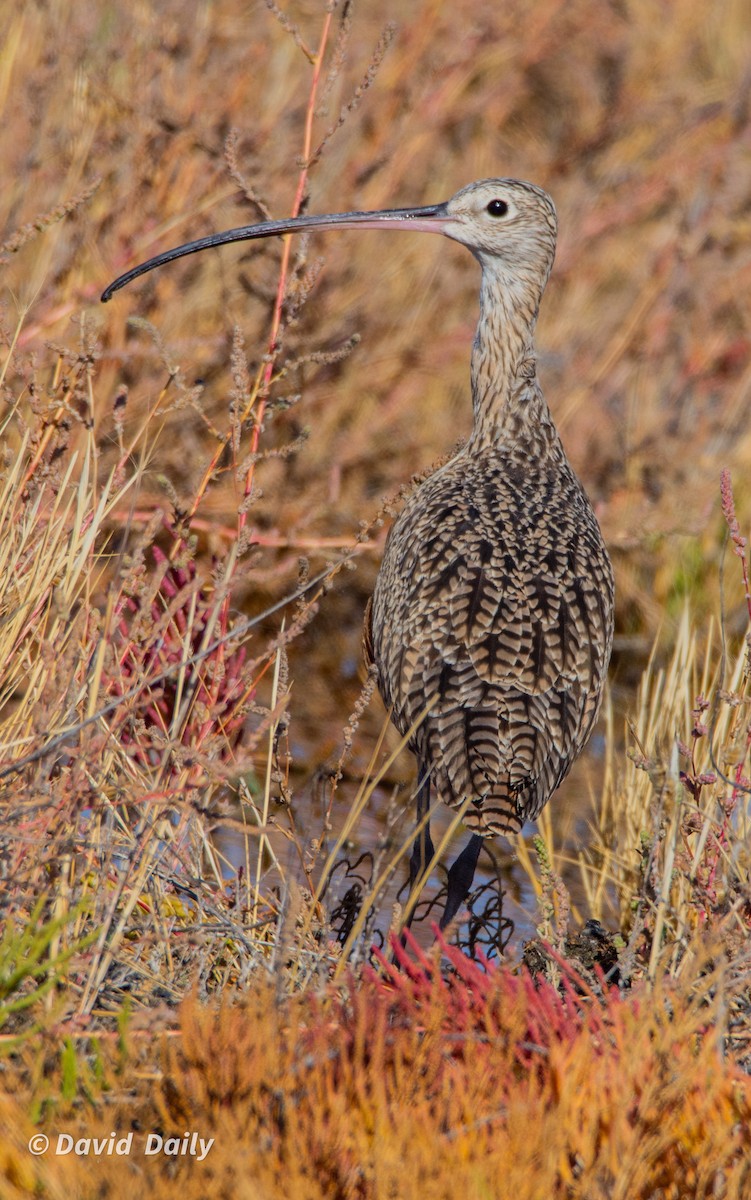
109,509,372,549
238,8,334,536
174,14,335,794
720,467,751,621
169,11,334,550
706,724,751,896
707,470,751,897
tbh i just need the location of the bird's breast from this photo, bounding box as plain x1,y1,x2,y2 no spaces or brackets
369,450,614,706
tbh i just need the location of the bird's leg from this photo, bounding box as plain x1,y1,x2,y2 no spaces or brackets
440,833,484,929
401,769,435,934
409,770,435,893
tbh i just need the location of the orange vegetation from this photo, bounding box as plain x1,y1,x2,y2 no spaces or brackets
1,2,750,1197
2,939,750,1199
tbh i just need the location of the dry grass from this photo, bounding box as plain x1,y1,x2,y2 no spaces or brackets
2,941,751,1199
1,0,751,1195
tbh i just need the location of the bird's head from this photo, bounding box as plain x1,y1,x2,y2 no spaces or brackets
442,179,557,278
101,178,558,304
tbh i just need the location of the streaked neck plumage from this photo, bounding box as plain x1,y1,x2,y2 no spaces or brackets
467,253,561,460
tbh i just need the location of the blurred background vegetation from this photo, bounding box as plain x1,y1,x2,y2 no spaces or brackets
1,1,751,1194
4,0,750,752
0,0,749,941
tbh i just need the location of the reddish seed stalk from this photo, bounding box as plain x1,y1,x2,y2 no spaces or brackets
110,508,372,549
239,10,335,532
720,467,751,622
162,13,335,797
705,724,751,898
170,10,334,545
703,470,751,900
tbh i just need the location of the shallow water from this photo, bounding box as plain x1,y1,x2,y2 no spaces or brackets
211,579,638,959
213,732,613,960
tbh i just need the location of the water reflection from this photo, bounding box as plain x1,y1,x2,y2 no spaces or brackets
212,743,613,962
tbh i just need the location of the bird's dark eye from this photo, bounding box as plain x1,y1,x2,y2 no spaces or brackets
487,199,509,217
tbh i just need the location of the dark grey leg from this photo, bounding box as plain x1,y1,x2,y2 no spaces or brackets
440,833,483,929
402,768,434,933
409,771,435,890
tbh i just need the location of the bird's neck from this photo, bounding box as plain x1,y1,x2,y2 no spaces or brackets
468,272,560,457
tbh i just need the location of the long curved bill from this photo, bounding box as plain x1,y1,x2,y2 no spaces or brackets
101,201,450,302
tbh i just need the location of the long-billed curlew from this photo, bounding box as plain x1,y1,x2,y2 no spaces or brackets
102,179,615,929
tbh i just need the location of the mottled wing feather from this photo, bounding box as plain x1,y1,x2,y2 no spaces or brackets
362,594,374,669
370,450,614,836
